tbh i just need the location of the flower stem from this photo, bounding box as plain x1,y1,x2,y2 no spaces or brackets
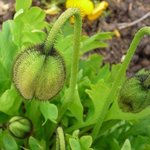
57,11,82,122
56,127,66,150
44,8,81,54
92,27,150,140
44,8,82,138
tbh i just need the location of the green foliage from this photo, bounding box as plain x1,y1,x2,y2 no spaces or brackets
93,117,150,149
1,132,19,150
0,21,18,94
15,0,32,11
67,88,83,122
0,0,150,149
40,102,58,124
0,85,22,115
121,139,131,150
13,7,47,48
67,130,93,150
29,136,45,150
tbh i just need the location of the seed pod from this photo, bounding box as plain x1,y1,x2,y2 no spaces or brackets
8,116,33,139
13,45,66,100
118,71,150,113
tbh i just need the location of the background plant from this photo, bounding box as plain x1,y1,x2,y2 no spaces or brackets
0,0,150,149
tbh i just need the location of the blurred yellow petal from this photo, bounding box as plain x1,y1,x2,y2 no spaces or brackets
113,29,121,38
45,4,60,15
66,0,94,17
88,1,109,21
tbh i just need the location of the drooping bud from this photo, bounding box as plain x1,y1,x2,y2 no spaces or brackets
8,116,33,139
13,45,66,100
118,70,150,113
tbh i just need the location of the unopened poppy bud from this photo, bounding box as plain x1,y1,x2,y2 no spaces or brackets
118,71,150,113
8,116,33,139
13,45,66,100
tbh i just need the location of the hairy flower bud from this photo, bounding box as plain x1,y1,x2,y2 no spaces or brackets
8,116,33,139
118,71,150,113
13,45,66,100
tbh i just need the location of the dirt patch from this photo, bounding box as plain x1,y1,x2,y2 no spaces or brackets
84,0,150,75
0,0,15,29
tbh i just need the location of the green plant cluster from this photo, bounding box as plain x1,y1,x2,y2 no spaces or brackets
0,0,150,149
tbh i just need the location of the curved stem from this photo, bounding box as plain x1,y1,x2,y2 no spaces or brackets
45,8,82,138
92,27,150,140
56,9,82,121
44,8,81,54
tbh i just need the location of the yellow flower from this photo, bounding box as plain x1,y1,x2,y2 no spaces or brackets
88,1,109,20
66,0,109,21
66,0,94,17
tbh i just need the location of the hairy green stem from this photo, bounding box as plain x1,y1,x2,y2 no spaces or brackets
92,27,150,140
44,8,82,138
56,127,66,150
57,9,82,121
44,8,81,54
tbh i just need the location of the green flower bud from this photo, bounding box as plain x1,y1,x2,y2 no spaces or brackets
118,71,150,113
13,45,66,100
8,116,33,139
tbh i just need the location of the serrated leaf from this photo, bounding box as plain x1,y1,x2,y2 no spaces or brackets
80,32,112,55
56,35,73,52
86,80,110,121
81,41,108,55
40,102,58,124
83,32,112,44
79,54,103,78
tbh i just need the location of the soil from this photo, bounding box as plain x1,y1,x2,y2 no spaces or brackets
84,0,150,75
0,0,150,75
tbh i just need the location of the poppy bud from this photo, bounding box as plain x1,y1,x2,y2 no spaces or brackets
13,45,66,100
118,71,150,113
8,116,33,139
